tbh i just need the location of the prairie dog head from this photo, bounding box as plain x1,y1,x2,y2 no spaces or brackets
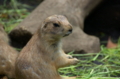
41,15,72,40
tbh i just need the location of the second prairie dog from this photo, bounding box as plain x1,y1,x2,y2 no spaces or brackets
0,24,18,78
15,15,79,79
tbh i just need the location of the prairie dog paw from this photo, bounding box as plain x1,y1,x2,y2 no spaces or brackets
67,55,73,59
71,58,79,65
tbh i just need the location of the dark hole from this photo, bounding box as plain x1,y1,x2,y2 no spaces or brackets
9,29,32,49
84,0,120,46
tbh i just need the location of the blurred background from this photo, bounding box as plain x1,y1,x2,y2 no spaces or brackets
84,0,120,48
1,0,120,48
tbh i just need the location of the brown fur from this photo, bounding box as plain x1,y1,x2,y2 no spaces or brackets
0,24,18,79
15,15,79,79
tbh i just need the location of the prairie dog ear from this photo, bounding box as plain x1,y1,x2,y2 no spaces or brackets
40,21,48,33
41,21,46,29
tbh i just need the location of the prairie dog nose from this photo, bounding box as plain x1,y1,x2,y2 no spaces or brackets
66,29,72,35
63,28,72,37
68,29,72,33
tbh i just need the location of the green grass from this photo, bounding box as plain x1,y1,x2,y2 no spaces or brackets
59,46,120,79
1,0,120,79
0,0,30,33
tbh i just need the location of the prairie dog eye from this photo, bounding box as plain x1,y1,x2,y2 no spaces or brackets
53,23,60,27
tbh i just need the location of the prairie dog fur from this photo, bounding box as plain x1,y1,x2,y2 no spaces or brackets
0,24,18,79
15,15,79,79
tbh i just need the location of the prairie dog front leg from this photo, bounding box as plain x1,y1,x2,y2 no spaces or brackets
54,50,79,68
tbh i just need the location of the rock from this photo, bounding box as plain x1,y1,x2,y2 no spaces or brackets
63,26,100,53
9,0,101,53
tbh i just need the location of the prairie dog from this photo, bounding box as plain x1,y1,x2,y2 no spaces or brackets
0,24,18,79
15,15,79,79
